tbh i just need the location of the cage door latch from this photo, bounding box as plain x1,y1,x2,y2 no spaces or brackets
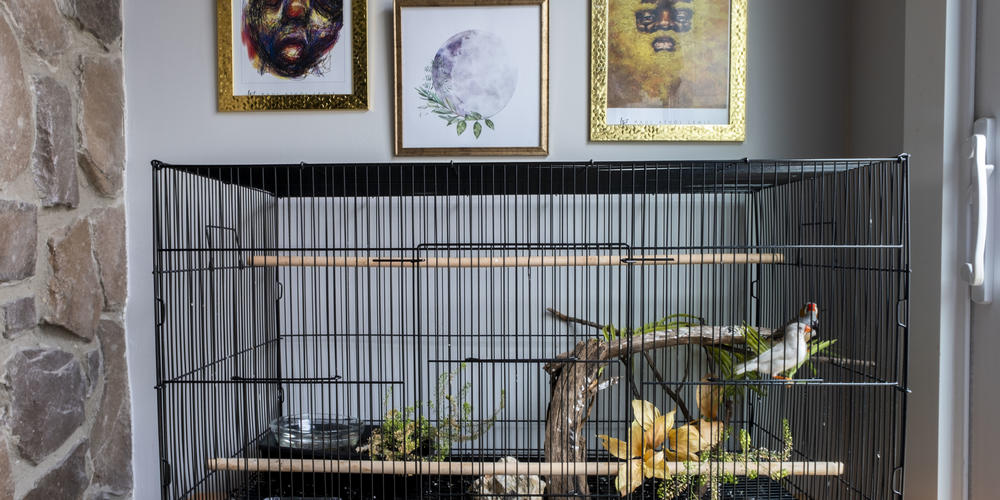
963,117,995,304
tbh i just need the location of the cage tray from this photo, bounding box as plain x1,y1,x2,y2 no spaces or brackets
233,470,798,500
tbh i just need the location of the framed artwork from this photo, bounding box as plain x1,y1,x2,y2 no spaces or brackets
394,0,549,156
590,0,747,141
217,0,368,111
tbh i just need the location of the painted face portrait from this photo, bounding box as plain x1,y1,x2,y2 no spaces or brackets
242,0,344,79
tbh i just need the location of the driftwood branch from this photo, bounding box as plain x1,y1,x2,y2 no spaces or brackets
547,326,875,368
541,319,783,497
545,307,603,330
546,308,709,421
544,339,608,496
641,350,693,422
547,325,780,370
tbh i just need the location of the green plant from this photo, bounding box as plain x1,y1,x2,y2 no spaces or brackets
364,363,506,461
429,364,506,457
657,419,795,500
598,313,703,342
365,408,435,460
785,339,839,378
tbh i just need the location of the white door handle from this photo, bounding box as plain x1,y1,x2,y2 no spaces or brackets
964,118,995,303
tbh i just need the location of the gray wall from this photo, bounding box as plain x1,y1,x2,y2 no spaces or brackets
125,1,867,498
848,0,906,156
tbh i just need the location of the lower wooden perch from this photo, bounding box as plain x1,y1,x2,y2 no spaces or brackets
206,458,844,477
247,253,784,268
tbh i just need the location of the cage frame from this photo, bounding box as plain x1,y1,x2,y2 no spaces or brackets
152,156,911,500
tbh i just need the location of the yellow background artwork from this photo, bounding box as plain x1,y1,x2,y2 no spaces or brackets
607,0,730,109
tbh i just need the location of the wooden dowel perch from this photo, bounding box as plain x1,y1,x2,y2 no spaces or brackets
247,253,785,269
206,458,844,477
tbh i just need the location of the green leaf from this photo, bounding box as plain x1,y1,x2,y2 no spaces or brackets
456,120,467,135
705,346,733,378
473,121,482,138
743,324,769,355
785,340,837,379
809,339,838,356
666,313,704,324
469,112,482,120
485,119,495,130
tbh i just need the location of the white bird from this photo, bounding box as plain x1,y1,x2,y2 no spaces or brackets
773,302,820,343
734,322,813,379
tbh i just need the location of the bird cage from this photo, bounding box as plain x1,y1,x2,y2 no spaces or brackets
152,157,910,500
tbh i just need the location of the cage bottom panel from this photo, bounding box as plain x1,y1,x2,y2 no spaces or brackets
228,470,798,500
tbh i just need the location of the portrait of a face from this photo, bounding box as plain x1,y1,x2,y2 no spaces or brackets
241,0,345,79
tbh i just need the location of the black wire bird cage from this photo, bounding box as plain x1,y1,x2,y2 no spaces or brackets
152,157,910,500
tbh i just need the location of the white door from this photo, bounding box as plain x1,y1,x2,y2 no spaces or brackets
968,1,1000,497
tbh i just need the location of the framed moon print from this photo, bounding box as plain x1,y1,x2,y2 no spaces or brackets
590,0,746,141
217,0,368,111
394,0,549,156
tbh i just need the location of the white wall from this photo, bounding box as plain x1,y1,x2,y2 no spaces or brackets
124,1,853,498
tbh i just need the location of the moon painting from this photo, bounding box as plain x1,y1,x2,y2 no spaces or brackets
395,1,547,155
415,30,518,139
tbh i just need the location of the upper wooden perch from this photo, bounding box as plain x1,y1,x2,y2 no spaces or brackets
247,252,785,268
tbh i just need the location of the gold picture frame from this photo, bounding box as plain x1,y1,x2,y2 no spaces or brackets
394,0,549,156
590,0,747,141
217,0,368,111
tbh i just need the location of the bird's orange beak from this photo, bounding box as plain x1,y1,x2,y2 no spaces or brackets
805,325,812,333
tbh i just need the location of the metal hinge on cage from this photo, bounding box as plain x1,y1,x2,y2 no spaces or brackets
160,459,171,487
154,298,165,328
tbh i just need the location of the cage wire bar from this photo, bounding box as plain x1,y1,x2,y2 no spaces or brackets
152,157,910,500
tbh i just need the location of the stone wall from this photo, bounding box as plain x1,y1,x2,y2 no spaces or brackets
0,0,130,498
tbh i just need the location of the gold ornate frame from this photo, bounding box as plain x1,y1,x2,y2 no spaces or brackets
590,0,747,141
393,0,549,156
217,0,369,111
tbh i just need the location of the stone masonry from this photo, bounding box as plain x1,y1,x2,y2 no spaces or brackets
0,0,130,498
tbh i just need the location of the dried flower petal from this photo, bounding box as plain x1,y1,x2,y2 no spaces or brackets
644,450,671,479
632,399,661,430
694,420,725,451
645,412,672,449
615,459,645,496
598,434,632,460
629,421,645,458
668,425,702,462
696,375,723,421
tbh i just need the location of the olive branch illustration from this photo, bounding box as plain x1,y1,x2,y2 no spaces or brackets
416,85,495,139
